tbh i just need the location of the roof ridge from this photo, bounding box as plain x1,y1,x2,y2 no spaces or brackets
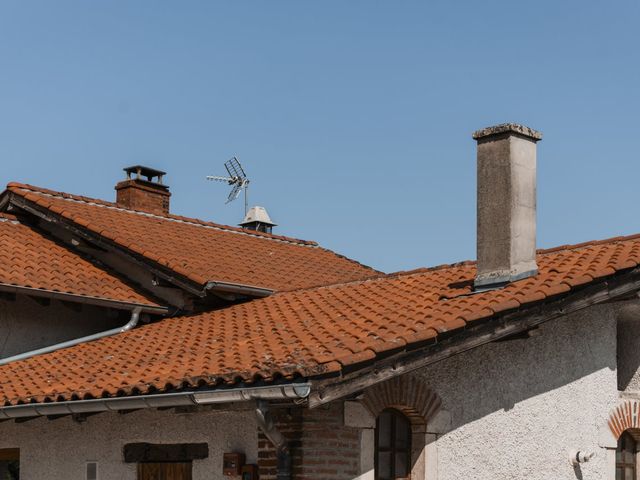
380,232,640,279
7,182,319,247
275,231,640,295
537,231,640,255
271,260,475,296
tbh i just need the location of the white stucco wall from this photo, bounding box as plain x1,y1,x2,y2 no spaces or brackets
412,303,619,480
0,296,125,358
0,406,258,480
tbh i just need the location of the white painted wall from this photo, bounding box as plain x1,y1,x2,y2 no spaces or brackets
411,303,619,480
0,406,258,480
0,296,125,358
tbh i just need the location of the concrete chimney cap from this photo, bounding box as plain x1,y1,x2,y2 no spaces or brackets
472,123,542,142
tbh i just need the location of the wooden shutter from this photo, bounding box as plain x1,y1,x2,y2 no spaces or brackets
137,462,192,480
375,409,411,480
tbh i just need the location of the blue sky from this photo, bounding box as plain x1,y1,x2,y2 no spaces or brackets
1,1,638,273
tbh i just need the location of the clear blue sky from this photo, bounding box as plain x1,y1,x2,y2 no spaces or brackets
1,1,638,273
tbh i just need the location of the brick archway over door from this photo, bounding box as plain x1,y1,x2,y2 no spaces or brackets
361,376,442,426
609,400,640,439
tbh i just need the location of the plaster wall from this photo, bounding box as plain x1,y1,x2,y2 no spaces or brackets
0,295,125,358
412,304,619,480
0,406,258,480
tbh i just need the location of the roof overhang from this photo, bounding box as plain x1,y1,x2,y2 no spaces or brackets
307,265,640,407
0,283,167,314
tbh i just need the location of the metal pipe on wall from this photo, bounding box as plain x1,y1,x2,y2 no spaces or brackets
255,399,291,480
0,307,144,366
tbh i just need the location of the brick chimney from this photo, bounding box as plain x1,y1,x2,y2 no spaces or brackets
115,166,170,215
473,123,542,289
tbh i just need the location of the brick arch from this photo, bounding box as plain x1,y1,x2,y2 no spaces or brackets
609,400,640,439
361,376,441,426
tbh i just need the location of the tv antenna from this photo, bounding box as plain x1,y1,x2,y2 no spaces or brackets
206,157,250,214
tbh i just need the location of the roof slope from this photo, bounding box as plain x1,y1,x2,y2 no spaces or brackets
6,183,378,292
0,213,160,308
1,232,639,405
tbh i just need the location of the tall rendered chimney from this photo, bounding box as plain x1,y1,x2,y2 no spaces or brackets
473,123,542,289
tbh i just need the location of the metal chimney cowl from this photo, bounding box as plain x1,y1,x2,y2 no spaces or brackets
239,206,277,234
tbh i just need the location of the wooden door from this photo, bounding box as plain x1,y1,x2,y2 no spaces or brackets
137,462,192,480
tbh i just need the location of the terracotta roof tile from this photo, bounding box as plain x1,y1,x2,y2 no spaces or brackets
0,213,159,308
1,231,640,404
7,183,379,292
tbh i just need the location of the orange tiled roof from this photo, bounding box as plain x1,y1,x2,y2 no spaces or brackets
1,232,639,404
0,213,160,308
6,183,379,292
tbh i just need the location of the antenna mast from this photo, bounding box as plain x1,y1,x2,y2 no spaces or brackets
206,157,250,215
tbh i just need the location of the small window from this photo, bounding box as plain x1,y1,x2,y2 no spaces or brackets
617,431,637,480
86,462,98,480
375,409,411,480
0,448,19,480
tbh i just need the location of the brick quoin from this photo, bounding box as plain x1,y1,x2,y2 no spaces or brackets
258,402,360,480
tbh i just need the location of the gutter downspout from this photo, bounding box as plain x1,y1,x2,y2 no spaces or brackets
0,307,143,366
256,399,291,480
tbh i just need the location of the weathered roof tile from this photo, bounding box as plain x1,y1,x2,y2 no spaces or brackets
2,230,640,404
0,213,159,308
7,183,379,292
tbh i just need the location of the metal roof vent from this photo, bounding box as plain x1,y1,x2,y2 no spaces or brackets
239,206,276,234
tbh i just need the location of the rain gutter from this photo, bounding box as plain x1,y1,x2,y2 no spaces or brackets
0,384,311,419
204,281,273,298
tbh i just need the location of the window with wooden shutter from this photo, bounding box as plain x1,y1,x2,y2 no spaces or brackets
375,409,411,480
617,431,637,480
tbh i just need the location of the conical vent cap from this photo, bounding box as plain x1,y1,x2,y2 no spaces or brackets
239,206,277,227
